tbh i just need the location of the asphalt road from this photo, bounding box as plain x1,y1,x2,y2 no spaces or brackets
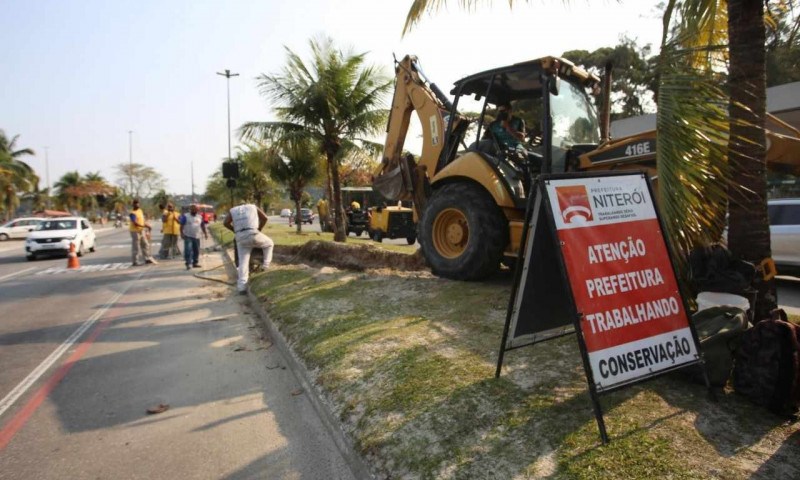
0,227,354,479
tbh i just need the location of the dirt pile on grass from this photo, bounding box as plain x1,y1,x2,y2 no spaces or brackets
275,240,429,272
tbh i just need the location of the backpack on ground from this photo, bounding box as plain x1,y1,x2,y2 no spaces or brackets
689,306,749,387
733,309,800,416
688,244,756,297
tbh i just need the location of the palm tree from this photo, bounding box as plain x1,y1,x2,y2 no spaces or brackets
726,0,774,316
79,171,113,214
237,144,279,210
105,188,127,215
266,139,321,233
659,0,775,316
23,186,49,212
0,130,38,221
241,36,391,242
53,171,83,213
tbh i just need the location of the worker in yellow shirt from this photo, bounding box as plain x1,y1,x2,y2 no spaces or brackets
159,203,182,259
317,197,330,231
129,198,158,266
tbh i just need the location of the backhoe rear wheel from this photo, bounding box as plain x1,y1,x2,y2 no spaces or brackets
419,182,508,280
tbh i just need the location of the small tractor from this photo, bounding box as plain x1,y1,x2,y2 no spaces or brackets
368,204,417,244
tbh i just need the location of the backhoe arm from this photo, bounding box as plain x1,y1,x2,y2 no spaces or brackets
374,55,451,208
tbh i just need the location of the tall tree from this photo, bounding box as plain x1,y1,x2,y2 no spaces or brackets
562,36,658,119
339,148,380,187
765,5,800,86
0,130,38,221
266,139,321,233
727,0,773,316
241,37,391,242
113,163,166,200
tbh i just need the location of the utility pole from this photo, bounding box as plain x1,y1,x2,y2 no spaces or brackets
216,69,239,162
44,146,50,208
128,130,133,198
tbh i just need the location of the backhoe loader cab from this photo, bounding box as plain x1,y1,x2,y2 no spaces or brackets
374,55,603,280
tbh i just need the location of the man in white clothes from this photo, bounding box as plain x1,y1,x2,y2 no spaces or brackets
223,203,274,295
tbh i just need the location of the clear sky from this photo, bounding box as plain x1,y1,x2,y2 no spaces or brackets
1,0,663,196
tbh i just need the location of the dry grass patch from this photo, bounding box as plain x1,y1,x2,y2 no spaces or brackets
249,263,800,479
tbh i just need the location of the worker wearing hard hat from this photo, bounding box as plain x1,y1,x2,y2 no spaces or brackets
350,200,361,211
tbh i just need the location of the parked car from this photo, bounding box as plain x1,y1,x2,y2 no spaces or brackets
0,217,43,240
280,208,292,218
300,208,315,224
25,217,96,260
769,198,800,276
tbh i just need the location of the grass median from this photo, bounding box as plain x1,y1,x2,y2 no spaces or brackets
210,221,800,479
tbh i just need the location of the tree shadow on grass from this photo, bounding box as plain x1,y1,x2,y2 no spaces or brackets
369,374,644,479
655,375,800,478
750,427,800,479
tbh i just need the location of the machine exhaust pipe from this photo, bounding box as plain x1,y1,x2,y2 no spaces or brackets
600,61,613,143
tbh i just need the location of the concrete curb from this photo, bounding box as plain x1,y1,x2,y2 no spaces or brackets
216,242,374,480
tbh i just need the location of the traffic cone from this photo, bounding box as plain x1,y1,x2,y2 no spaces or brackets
67,242,80,269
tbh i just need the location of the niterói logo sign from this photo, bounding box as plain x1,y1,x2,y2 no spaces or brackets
555,185,593,224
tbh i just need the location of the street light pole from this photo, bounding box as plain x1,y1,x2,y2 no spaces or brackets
216,69,239,162
44,146,50,208
128,130,133,198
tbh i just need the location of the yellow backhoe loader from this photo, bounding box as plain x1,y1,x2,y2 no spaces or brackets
373,55,800,280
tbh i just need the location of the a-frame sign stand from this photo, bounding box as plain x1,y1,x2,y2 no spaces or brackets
496,171,713,444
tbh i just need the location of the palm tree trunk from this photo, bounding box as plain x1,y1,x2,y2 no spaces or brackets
727,0,776,319
294,197,302,234
327,141,347,243
326,156,333,211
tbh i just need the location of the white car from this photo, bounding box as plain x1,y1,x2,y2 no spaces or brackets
0,217,43,241
769,198,800,275
280,208,292,218
25,217,96,260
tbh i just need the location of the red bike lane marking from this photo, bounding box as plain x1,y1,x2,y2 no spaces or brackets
0,306,123,451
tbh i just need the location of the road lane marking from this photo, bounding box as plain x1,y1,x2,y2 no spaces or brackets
0,267,35,283
0,272,143,431
99,242,161,249
0,314,116,451
35,262,134,275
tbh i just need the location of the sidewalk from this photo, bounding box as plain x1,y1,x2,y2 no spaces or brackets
0,242,355,479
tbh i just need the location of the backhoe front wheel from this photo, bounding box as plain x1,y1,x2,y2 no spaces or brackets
419,182,508,280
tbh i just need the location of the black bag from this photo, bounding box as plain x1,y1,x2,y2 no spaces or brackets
690,306,749,387
688,245,755,297
733,309,800,415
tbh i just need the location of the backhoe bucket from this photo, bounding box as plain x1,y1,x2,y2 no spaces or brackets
373,165,406,201
766,130,800,177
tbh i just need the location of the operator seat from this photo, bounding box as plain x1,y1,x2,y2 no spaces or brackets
468,126,503,157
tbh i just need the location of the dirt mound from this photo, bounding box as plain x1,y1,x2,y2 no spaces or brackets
275,240,429,272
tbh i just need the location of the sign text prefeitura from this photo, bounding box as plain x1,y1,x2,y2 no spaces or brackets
547,176,698,391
